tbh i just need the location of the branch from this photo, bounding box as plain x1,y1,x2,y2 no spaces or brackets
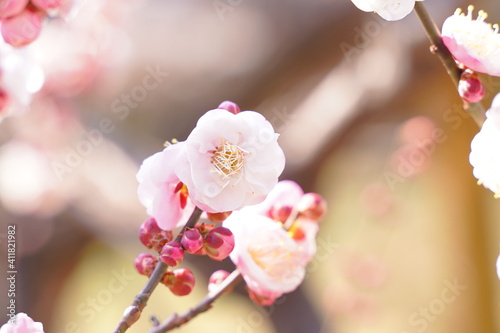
150,269,243,333
113,207,204,333
413,2,486,127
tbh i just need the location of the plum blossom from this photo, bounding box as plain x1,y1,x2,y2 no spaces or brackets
469,93,500,196
0,313,44,333
137,142,195,231
442,6,500,77
223,210,317,304
350,0,423,21
176,108,285,213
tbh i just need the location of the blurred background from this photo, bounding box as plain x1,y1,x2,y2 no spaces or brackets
0,0,500,332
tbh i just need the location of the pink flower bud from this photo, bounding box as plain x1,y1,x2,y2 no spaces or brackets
1,6,45,47
134,253,158,277
248,289,276,306
268,205,293,223
160,241,184,267
168,268,195,296
181,228,204,254
297,193,327,221
204,226,235,261
0,88,10,114
206,211,232,223
217,100,240,114
0,0,29,19
458,70,485,103
31,0,65,12
139,217,174,253
161,271,174,286
208,270,232,294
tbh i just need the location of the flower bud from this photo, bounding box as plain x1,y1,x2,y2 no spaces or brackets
122,305,141,326
208,270,232,294
168,268,195,296
217,100,240,115
0,0,29,19
268,205,293,223
248,289,276,306
297,193,327,221
31,0,64,12
458,70,485,103
139,217,174,253
181,228,204,254
206,211,232,223
0,88,10,113
134,253,158,277
160,241,185,267
1,6,45,47
203,226,235,261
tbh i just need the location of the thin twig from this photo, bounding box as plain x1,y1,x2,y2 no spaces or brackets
113,207,204,333
150,270,243,333
413,2,486,127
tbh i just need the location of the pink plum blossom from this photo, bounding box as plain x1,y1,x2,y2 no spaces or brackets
0,313,44,333
469,93,500,196
136,142,195,231
176,108,285,213
442,6,500,77
350,0,423,21
223,210,317,304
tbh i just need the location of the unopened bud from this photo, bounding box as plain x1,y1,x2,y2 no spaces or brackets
168,268,195,296
297,193,327,221
1,6,45,47
160,241,185,267
0,0,29,19
134,253,158,277
204,226,235,261
31,0,64,12
458,70,485,103
123,305,141,326
181,228,204,254
269,205,293,223
139,217,174,253
208,270,232,294
217,100,241,115
206,211,232,223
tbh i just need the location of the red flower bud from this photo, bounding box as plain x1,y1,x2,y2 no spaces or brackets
168,268,195,296
0,0,29,19
134,253,158,277
160,241,185,267
268,205,293,223
139,217,174,253
181,228,204,254
1,6,45,47
208,270,232,294
204,226,235,261
297,193,327,221
217,100,241,115
458,70,485,103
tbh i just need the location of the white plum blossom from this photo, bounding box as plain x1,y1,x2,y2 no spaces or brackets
137,142,195,231
442,6,500,77
0,313,44,333
223,210,317,303
350,0,422,21
176,108,285,213
469,93,500,196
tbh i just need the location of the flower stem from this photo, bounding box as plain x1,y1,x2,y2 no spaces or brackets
413,2,486,127
150,269,243,333
113,207,204,333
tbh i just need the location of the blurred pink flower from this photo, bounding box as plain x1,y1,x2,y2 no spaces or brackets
1,6,45,47
137,142,195,231
442,6,500,77
223,210,317,304
0,313,44,333
176,108,285,213
246,179,303,218
0,0,28,19
470,93,500,197
350,0,422,21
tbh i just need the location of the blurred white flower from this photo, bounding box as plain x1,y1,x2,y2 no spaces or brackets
350,0,422,21
0,313,44,333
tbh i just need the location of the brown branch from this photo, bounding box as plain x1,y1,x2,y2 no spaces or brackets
413,2,486,127
113,207,204,333
150,269,243,333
